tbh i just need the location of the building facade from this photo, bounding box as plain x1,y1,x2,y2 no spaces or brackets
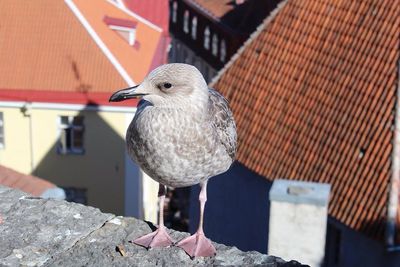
195,0,400,266
0,0,169,220
168,0,281,82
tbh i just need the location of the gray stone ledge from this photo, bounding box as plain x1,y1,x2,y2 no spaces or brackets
0,185,307,267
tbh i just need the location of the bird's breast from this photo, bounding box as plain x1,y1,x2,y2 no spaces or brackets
126,108,230,187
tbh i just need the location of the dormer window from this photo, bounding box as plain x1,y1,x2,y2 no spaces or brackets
183,10,190,33
103,16,138,47
191,16,197,40
220,39,227,62
172,1,178,23
204,27,210,50
212,34,218,56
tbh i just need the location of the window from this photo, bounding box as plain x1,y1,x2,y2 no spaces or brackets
0,112,4,149
63,187,87,205
172,1,178,23
212,33,218,56
191,16,197,39
58,116,84,154
103,16,137,46
204,27,210,50
183,10,189,33
220,39,227,62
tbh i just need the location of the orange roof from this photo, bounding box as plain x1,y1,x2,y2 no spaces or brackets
72,0,164,84
0,165,56,197
213,0,400,242
189,0,235,18
0,0,167,100
123,0,169,32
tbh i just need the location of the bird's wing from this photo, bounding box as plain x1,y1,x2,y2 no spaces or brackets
208,88,237,161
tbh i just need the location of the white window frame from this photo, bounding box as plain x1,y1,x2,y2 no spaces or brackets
57,115,84,155
204,27,210,50
172,1,178,23
0,112,4,149
220,39,227,62
191,16,197,40
183,10,190,33
212,33,218,56
109,25,136,46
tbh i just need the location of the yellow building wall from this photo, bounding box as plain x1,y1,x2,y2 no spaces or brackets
0,107,32,173
0,105,130,215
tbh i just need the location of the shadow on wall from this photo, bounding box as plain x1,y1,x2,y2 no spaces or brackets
189,162,271,254
32,104,128,215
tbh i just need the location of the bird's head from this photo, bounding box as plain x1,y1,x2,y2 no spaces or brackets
109,63,209,107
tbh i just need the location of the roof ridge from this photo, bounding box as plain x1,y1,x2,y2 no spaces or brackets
65,0,136,86
209,0,290,88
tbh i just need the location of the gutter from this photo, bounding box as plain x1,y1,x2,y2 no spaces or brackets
20,103,35,172
0,101,137,113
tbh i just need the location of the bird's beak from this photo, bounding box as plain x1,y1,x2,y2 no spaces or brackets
109,85,147,102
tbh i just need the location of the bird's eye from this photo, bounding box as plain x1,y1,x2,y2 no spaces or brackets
163,83,172,89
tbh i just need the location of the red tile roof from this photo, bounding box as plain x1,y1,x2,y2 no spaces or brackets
0,0,167,105
123,0,169,32
0,165,56,197
213,0,400,242
0,89,138,107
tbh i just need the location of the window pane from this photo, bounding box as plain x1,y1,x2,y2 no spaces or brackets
212,34,218,56
204,27,210,50
183,10,189,33
61,116,69,126
172,1,178,23
58,129,67,153
191,17,197,39
58,115,84,154
66,128,72,149
220,40,227,62
73,116,84,126
73,129,84,148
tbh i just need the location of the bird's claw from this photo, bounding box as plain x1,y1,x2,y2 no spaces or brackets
176,231,216,258
131,226,174,249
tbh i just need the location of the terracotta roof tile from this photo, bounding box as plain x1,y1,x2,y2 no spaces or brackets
72,0,164,84
0,0,166,98
123,0,169,32
213,0,400,241
0,165,56,197
0,0,125,93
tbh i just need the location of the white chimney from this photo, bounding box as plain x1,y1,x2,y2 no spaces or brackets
268,179,330,267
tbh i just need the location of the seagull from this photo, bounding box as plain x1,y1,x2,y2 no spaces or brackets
109,63,237,258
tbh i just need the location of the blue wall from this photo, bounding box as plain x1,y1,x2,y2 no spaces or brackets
189,162,400,266
189,162,272,253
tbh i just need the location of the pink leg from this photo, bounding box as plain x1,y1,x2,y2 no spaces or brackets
176,180,216,258
132,184,174,248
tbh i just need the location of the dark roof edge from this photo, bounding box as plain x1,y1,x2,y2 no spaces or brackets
386,55,400,248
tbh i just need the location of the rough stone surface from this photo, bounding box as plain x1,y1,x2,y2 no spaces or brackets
0,186,308,266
